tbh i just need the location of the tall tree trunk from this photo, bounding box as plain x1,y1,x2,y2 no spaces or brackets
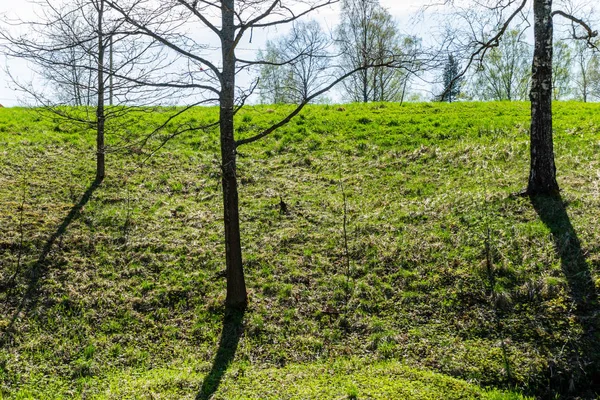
527,0,559,195
221,0,247,310
361,5,369,103
95,0,106,184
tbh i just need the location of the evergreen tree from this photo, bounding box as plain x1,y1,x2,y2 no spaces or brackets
441,54,462,102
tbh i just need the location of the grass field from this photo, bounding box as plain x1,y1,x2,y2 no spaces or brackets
1,101,599,399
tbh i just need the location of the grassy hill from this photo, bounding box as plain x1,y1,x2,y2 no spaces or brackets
1,102,599,399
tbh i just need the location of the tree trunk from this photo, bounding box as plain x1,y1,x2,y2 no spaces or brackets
361,5,369,103
582,70,588,103
71,52,82,106
109,34,114,106
95,0,106,184
527,0,559,195
221,0,247,310
362,69,368,103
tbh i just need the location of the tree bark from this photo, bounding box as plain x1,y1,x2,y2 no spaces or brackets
362,69,368,103
527,0,559,195
95,0,106,184
221,0,247,310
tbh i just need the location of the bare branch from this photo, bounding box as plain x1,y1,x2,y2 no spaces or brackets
234,0,339,45
104,0,222,81
236,60,408,147
439,0,528,100
175,0,221,37
552,10,599,49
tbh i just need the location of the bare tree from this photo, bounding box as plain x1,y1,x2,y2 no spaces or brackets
103,0,421,309
2,0,112,183
471,29,532,101
440,0,598,195
572,39,600,101
336,0,419,103
1,0,175,184
258,19,331,104
36,11,94,106
552,39,573,100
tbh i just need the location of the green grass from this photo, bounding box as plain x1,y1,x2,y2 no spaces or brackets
11,358,529,399
1,101,599,398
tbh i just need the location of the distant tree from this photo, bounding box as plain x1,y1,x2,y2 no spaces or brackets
440,53,462,102
38,11,96,106
573,40,600,102
589,53,600,100
552,40,573,100
336,0,418,103
258,20,330,104
471,29,531,101
2,0,112,183
258,44,293,104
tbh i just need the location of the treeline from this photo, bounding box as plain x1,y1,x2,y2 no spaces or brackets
257,2,600,105
257,0,420,104
456,32,600,102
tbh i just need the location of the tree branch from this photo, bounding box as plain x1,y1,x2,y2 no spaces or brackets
552,10,599,49
439,0,528,100
104,0,223,80
236,60,406,147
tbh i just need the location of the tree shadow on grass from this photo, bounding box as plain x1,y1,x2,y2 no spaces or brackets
1,180,100,347
196,309,245,400
530,194,600,395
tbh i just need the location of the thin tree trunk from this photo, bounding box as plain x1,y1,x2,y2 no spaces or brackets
221,0,247,310
362,69,368,103
71,50,81,106
527,0,559,195
361,6,369,103
87,53,94,106
399,75,408,105
372,67,378,101
95,0,106,184
109,34,113,106
582,70,588,103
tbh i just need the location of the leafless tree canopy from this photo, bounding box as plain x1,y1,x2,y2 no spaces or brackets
1,0,177,107
258,19,332,104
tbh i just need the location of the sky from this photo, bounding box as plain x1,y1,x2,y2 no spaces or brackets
0,0,432,107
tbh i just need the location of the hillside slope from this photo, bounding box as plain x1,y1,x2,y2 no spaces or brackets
1,102,599,398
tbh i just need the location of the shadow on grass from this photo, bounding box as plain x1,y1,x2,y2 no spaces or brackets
530,194,599,395
1,180,100,346
196,309,245,400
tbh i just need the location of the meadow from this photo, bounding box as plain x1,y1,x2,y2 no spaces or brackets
1,101,599,398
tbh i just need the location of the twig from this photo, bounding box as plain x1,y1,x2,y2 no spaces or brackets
8,165,29,284
336,150,353,309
